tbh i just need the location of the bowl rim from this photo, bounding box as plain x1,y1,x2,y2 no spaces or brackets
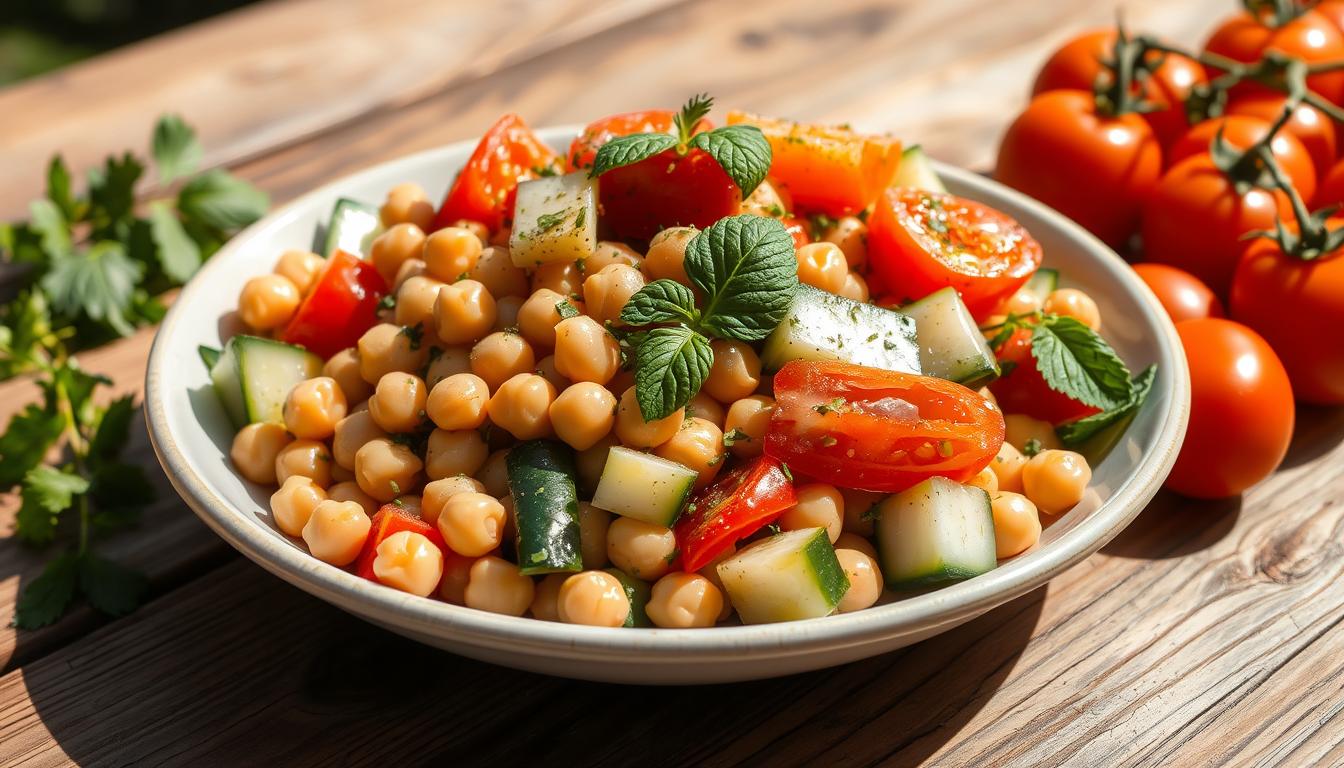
144,126,1190,660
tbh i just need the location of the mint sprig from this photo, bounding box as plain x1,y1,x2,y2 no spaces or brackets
633,327,714,422
1031,315,1131,409
1057,365,1156,446
620,279,701,326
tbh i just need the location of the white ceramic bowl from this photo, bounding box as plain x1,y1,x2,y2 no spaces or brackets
145,126,1189,684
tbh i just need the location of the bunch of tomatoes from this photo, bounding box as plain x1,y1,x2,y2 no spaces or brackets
996,0,1344,499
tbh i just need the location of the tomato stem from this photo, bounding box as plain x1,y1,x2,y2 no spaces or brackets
1094,24,1157,118
1242,0,1302,28
1254,143,1344,261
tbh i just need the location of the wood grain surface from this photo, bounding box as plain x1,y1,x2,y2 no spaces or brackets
4,0,1343,766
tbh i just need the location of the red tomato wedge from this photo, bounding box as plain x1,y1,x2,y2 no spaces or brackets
430,113,559,232
988,328,1101,424
867,188,1042,319
764,361,1004,493
281,249,388,359
674,456,797,573
354,504,448,581
727,111,901,217
566,109,682,172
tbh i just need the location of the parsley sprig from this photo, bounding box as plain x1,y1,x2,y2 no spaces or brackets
619,214,799,420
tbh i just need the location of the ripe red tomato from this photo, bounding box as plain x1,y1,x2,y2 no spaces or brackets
1140,154,1292,297
1226,95,1337,179
1167,115,1316,202
1231,227,1344,404
996,90,1162,248
1317,0,1344,35
867,188,1043,318
1204,9,1344,105
431,113,559,233
281,250,388,359
566,109,678,172
1131,263,1225,323
764,360,1005,493
673,456,797,573
1312,156,1344,209
1032,29,1207,149
1165,318,1294,499
988,327,1101,424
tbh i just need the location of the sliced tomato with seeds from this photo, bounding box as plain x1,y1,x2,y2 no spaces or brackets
764,360,1004,494
674,456,797,573
281,249,388,359
430,113,559,232
354,504,448,581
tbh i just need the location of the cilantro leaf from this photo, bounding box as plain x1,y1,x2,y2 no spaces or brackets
89,395,136,464
79,555,148,617
633,325,713,421
690,125,771,197
41,241,144,336
589,133,678,178
0,402,64,489
0,290,54,378
1030,315,1131,409
684,215,799,341
152,114,203,184
13,553,80,629
620,279,701,326
1057,365,1157,447
147,201,202,283
16,465,89,545
29,198,71,257
49,361,112,432
177,169,268,231
47,155,78,221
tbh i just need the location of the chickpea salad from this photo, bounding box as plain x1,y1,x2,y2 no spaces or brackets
206,95,1156,629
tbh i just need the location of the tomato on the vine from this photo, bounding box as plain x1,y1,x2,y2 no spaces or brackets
988,327,1100,425
1204,8,1344,105
1131,263,1224,323
1226,94,1337,179
1167,115,1317,202
1312,156,1344,209
430,113,559,233
996,90,1162,248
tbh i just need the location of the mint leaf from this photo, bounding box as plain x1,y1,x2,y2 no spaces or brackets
41,241,144,336
152,115,202,184
47,155,78,221
148,201,202,283
29,198,71,257
79,555,148,617
1058,365,1156,446
177,169,268,231
17,465,90,545
633,326,713,421
620,279,700,326
0,402,64,489
89,395,136,463
590,133,678,178
684,214,799,341
13,553,80,629
1030,315,1131,409
690,125,771,197
88,152,144,230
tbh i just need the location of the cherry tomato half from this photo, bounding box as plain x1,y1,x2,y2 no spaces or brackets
430,113,559,233
868,187,1043,318
764,360,1005,493
354,505,448,582
1167,115,1316,202
1165,318,1294,499
674,456,797,573
989,327,1101,425
281,250,388,359
1131,263,1224,323
1204,9,1344,105
1226,94,1337,180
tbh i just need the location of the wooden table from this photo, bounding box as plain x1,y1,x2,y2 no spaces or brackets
4,0,1344,764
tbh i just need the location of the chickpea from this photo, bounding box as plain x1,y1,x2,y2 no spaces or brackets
493,295,524,333
422,226,483,282
723,395,774,458
837,271,870,303
614,386,684,449
425,372,489,432
743,177,791,217
606,517,676,581
583,241,643,274
840,488,883,537
439,552,474,605
655,417,726,489
605,368,636,400
697,545,736,621
470,245,530,299
1044,288,1101,330
991,441,1028,494
330,462,356,484
991,492,1042,557
435,490,505,557
577,502,612,570
487,373,557,440
470,331,536,391
703,340,761,403
1002,287,1042,316
645,572,723,628
275,439,333,488
425,428,488,480
392,258,427,293
576,433,618,495
531,260,583,298
357,323,429,384
354,437,422,502
238,274,300,331
966,465,1000,494
301,500,371,566
1022,449,1091,515
499,492,517,547
1005,414,1062,454
464,556,534,616
795,242,849,294
367,373,428,434
549,382,617,451
369,222,426,283
426,345,472,387
824,215,869,268
685,392,725,428
273,249,324,294
516,288,572,350
835,549,883,613
392,494,423,518
552,315,621,385
323,347,372,404
269,475,327,537
550,571,627,627
642,227,695,286
834,532,879,560
981,314,1009,342
530,573,568,621
332,410,387,470
421,475,487,525
230,422,292,485
477,448,511,498
533,355,570,391
283,377,348,441
379,182,434,230
434,279,497,346
368,530,442,596
326,480,378,516
583,264,646,326
779,483,844,543
394,275,445,330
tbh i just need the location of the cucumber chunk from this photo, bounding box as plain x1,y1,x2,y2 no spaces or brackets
198,345,221,370
893,145,948,193
510,171,598,267
604,567,653,627
899,287,999,388
319,198,381,258
590,446,697,527
717,527,849,624
209,335,322,428
506,440,584,576
876,476,996,588
761,284,921,373
1024,267,1059,299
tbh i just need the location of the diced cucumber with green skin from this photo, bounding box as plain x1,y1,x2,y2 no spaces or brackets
209,335,323,428
898,287,1000,388
1024,267,1059,299
506,440,584,576
590,446,697,527
198,345,221,370
876,476,997,589
604,567,652,628
893,145,948,193
318,198,381,257
717,527,850,624
760,284,921,373
509,171,598,267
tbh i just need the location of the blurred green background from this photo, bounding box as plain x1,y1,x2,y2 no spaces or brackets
0,0,259,86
